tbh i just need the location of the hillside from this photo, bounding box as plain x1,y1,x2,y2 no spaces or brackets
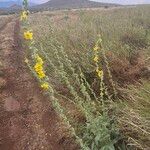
32,0,119,10
0,0,35,8
0,0,34,14
0,0,120,13
0,1,17,8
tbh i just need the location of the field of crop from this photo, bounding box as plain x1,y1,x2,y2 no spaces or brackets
0,3,149,150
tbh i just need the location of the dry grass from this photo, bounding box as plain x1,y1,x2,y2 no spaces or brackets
118,81,150,149
0,15,13,29
27,6,150,149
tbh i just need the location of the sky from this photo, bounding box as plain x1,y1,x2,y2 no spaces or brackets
92,0,150,5
31,0,150,4
29,0,48,4
0,0,150,5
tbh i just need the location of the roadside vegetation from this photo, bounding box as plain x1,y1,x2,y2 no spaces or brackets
22,1,150,149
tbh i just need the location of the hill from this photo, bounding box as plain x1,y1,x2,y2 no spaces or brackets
0,0,35,8
0,0,35,15
0,1,17,8
32,0,119,11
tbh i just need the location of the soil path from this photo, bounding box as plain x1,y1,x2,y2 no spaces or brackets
0,19,77,150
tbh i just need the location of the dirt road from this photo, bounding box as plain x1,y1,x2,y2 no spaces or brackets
0,18,77,150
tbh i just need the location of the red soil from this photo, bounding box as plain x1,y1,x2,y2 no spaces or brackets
0,18,78,150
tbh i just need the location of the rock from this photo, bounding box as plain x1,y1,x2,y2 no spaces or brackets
4,96,20,112
0,77,6,88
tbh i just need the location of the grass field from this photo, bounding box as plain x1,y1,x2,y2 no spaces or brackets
22,5,150,150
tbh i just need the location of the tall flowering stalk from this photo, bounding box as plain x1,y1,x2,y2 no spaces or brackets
21,0,119,148
93,35,117,101
21,0,29,23
44,43,96,118
23,0,28,10
20,11,28,21
21,0,89,149
43,27,99,113
102,50,117,98
34,54,46,79
25,59,88,150
93,36,105,105
58,45,98,102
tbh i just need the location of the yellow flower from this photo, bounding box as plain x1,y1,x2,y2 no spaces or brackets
97,70,103,78
24,31,33,40
41,83,49,90
93,55,99,63
34,54,46,79
93,45,99,51
34,63,42,71
34,63,46,79
38,71,46,79
20,11,28,21
35,55,43,65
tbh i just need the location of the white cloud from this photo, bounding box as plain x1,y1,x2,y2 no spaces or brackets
91,0,150,4
29,0,49,4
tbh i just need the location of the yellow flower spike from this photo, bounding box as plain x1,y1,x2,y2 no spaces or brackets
36,55,44,65
97,70,103,78
41,83,49,90
93,45,99,51
34,63,42,70
34,59,46,79
24,31,33,40
93,55,99,63
38,71,46,79
20,11,28,21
